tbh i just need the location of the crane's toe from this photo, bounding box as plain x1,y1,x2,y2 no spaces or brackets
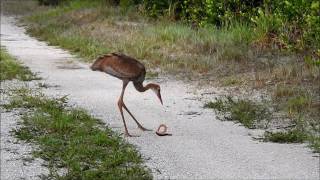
138,126,152,131
124,132,133,137
124,132,140,137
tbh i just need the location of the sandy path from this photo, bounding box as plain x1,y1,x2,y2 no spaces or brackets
1,15,319,179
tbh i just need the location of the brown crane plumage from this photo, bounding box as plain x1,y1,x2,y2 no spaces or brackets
90,53,162,137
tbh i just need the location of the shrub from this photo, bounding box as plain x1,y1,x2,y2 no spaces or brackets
138,0,319,51
38,0,61,6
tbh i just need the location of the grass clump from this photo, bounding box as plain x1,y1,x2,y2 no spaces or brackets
5,88,151,179
0,48,39,81
145,71,159,79
309,136,320,153
268,84,319,152
272,85,319,129
204,97,271,129
264,129,320,153
286,95,312,114
204,98,226,112
220,76,244,86
264,129,307,143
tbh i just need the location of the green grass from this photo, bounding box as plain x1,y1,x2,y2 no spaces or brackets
272,85,319,132
145,71,159,79
204,98,227,112
309,136,320,153
4,87,151,179
0,48,39,81
264,129,320,153
220,76,244,86
264,129,307,143
25,24,109,60
286,95,312,114
273,85,314,114
204,97,271,129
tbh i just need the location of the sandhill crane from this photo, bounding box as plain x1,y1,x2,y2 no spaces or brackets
90,53,162,137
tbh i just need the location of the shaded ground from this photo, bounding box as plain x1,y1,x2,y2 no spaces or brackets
1,15,319,179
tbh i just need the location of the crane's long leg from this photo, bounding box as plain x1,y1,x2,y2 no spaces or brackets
118,80,131,137
122,103,151,131
118,80,151,137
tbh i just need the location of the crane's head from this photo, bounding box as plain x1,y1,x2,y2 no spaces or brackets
150,83,162,105
90,58,103,71
90,54,112,71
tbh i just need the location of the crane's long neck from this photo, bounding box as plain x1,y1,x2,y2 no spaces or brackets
134,82,162,104
133,82,153,92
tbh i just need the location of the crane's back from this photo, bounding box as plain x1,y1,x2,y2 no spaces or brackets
91,53,146,82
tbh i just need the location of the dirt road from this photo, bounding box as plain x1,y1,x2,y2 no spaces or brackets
1,16,319,179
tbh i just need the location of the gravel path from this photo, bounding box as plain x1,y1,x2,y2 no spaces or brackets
1,15,319,179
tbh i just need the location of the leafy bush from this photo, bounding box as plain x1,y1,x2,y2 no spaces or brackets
268,0,320,50
138,0,319,51
37,0,61,6
106,0,120,5
140,0,263,25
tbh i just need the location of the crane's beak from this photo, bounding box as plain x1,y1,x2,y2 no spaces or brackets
157,91,163,105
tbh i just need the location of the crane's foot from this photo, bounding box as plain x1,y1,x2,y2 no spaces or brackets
138,125,152,131
124,132,133,137
124,132,140,137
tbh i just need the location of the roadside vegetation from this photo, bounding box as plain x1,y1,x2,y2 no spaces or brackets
3,87,152,179
18,0,319,88
204,96,271,129
18,0,319,87
264,130,307,143
0,48,39,81
205,96,319,152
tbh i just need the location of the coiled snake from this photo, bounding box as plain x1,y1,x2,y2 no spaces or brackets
156,124,172,136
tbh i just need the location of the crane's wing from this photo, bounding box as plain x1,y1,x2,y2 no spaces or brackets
99,53,146,81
